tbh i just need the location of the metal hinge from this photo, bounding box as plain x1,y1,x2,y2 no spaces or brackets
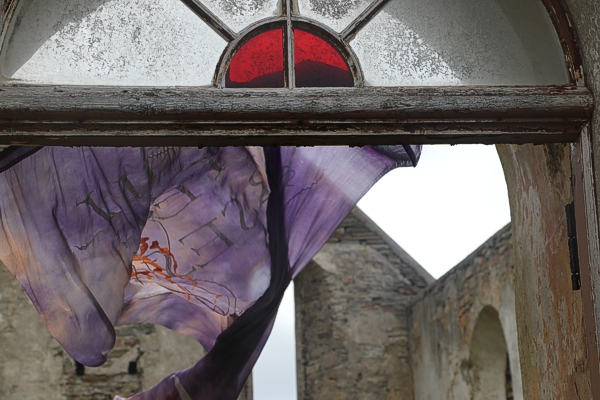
565,202,581,290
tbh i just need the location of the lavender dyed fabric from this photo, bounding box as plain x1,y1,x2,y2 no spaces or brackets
0,145,420,399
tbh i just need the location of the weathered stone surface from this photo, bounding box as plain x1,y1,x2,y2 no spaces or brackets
497,143,592,399
410,224,523,400
295,208,431,400
560,0,600,391
327,208,433,295
0,261,64,400
0,260,253,400
61,323,205,400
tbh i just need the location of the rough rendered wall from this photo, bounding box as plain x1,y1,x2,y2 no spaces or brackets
61,323,207,400
0,262,258,400
497,143,592,398
560,0,600,387
410,225,522,400
0,261,64,400
562,0,600,210
295,246,414,400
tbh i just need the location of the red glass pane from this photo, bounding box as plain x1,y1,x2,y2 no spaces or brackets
294,29,354,87
226,29,284,88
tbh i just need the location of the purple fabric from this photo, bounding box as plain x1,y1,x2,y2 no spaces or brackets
0,145,419,399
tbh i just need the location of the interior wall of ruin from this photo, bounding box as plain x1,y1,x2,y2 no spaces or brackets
294,209,431,400
295,250,414,400
409,225,522,400
0,261,219,400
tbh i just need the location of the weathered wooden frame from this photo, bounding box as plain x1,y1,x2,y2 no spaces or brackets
0,85,591,146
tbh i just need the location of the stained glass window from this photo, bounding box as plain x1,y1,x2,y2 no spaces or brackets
224,27,354,88
226,28,285,88
294,29,353,87
3,0,227,86
296,0,376,33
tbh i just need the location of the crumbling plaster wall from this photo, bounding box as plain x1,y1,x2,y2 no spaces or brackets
560,0,600,393
496,143,592,398
409,224,522,400
497,0,600,397
491,4,600,395
488,0,600,397
0,261,248,400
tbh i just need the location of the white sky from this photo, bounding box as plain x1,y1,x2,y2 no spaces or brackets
253,144,511,399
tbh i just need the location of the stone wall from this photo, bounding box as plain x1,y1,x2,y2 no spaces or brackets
295,208,432,400
0,261,252,400
409,224,523,400
0,260,64,399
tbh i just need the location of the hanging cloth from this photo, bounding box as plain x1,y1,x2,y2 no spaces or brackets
0,145,420,399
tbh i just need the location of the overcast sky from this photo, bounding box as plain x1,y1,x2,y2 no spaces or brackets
253,144,512,399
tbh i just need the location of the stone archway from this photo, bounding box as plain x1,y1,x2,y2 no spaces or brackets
469,306,510,400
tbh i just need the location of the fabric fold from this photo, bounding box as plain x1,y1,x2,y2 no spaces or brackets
0,145,420,399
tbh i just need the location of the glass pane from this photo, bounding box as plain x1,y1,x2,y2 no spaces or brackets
3,0,227,86
350,0,569,86
294,29,354,87
297,0,376,33
198,0,280,33
226,28,284,88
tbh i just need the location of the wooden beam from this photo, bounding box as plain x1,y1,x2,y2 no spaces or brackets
0,127,583,147
0,85,591,146
571,126,600,399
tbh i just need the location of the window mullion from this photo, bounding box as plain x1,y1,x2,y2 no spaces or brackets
283,0,295,88
179,0,236,42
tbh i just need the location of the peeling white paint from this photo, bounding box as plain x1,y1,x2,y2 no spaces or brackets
351,10,461,86
297,0,374,33
350,0,569,86
200,0,280,33
3,0,227,86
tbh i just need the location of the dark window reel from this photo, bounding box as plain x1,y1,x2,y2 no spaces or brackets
128,361,139,375
75,361,85,376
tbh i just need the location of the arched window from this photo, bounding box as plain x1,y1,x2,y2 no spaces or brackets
469,306,511,400
0,0,588,149
2,0,570,87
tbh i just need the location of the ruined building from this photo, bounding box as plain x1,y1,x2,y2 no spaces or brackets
295,209,520,400
1,0,600,396
0,209,519,399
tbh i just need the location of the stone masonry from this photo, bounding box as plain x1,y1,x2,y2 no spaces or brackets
0,206,517,400
0,260,252,400
409,224,523,400
294,208,433,400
